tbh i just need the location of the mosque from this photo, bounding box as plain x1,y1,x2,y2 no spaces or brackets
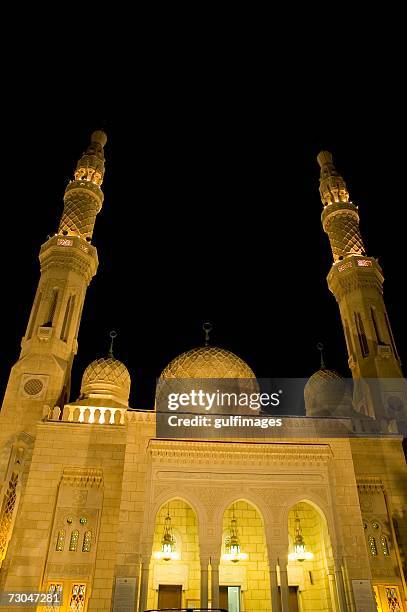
0,131,406,612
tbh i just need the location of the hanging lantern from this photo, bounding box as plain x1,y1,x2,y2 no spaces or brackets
154,507,179,561
288,516,313,562
222,506,248,563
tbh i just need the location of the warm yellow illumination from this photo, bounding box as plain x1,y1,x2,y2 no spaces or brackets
288,551,313,562
155,508,178,561
222,551,248,563
222,507,248,563
154,549,180,561
289,516,313,562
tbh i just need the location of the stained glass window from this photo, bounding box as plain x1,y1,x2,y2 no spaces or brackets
373,586,380,611
46,583,63,612
56,529,65,552
69,529,79,552
82,531,92,552
368,535,377,556
0,473,18,562
385,587,401,611
381,535,390,556
69,583,86,611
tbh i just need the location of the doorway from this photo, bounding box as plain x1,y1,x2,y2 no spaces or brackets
157,584,182,608
219,586,241,612
278,586,299,612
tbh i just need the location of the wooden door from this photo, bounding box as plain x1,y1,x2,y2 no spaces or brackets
288,586,299,612
278,586,299,612
157,584,182,608
219,586,229,610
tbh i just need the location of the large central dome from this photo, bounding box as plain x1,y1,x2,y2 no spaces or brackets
160,346,255,379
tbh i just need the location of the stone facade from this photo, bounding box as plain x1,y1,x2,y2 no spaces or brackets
0,135,406,611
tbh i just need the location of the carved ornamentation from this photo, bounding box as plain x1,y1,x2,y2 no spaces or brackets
148,440,332,466
61,468,103,488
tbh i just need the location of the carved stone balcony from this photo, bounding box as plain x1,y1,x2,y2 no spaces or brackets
47,404,126,425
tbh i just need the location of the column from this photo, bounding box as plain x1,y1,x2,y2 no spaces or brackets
327,569,339,612
211,556,220,609
279,557,290,612
200,556,209,608
269,557,281,611
138,556,150,612
334,560,347,612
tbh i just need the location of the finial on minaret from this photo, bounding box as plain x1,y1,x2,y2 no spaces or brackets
203,322,212,346
316,342,326,369
317,151,350,206
74,130,107,186
108,330,117,358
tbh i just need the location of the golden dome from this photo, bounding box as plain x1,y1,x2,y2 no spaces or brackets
160,346,255,379
81,357,131,405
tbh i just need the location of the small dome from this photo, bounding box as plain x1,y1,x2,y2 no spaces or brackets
304,369,352,417
81,357,131,406
160,346,255,379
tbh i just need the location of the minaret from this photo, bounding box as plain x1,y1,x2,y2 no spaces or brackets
317,151,406,425
0,130,107,433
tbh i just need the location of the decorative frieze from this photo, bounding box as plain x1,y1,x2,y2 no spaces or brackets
148,440,332,466
357,477,384,493
61,467,103,489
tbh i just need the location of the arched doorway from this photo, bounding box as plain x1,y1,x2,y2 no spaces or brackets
146,498,200,610
286,501,334,611
219,500,270,612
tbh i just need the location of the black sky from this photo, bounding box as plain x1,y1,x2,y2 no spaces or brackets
1,105,405,410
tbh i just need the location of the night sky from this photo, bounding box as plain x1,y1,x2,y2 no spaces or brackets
1,110,405,410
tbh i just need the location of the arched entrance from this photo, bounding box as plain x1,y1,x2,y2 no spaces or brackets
286,501,335,611
146,498,200,610
219,500,270,612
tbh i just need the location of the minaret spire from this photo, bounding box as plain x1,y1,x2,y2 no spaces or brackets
317,151,365,262
316,151,405,426
59,130,107,240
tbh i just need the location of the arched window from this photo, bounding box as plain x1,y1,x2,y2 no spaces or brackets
82,531,92,552
69,530,79,552
368,535,377,556
56,530,65,552
0,472,18,563
370,306,383,345
60,295,75,342
44,288,59,327
381,535,390,556
355,312,369,357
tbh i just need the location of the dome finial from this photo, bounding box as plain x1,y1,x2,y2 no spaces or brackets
316,342,326,369
203,321,212,346
109,330,117,357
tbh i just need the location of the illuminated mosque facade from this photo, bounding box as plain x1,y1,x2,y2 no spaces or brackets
0,132,406,611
